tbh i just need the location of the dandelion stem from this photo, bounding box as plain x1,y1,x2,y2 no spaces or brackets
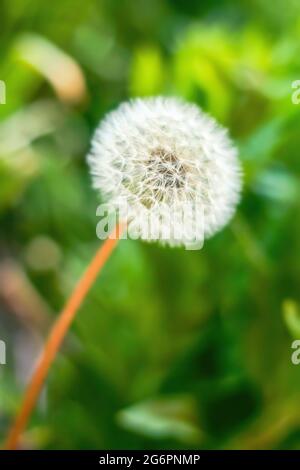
4,222,125,450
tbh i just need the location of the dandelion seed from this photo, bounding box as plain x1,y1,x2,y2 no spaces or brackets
88,97,242,247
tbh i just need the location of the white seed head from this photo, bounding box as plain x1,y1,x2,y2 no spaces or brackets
88,97,242,248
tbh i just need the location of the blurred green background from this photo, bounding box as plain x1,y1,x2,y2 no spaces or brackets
1,0,300,450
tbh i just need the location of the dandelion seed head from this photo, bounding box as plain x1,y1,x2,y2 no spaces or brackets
88,97,242,248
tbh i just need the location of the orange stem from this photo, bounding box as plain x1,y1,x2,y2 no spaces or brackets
4,222,125,450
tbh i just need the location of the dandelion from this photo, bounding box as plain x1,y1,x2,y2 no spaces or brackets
5,97,241,449
88,97,241,247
